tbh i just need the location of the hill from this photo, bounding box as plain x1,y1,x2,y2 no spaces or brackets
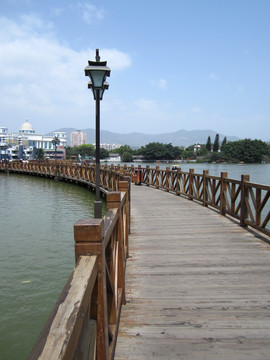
46,128,239,148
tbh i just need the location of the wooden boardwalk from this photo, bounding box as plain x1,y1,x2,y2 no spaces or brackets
114,184,270,360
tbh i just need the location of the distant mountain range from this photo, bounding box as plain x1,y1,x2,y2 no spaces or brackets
46,128,240,148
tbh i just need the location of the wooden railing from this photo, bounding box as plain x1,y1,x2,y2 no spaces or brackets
0,161,130,360
1,161,269,237
129,165,270,237
0,160,128,192
28,184,130,360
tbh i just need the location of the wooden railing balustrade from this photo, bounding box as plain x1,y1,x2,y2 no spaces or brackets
28,183,129,360
0,160,127,192
1,161,269,236
0,161,130,359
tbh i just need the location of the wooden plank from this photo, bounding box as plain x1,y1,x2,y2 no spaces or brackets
115,184,270,360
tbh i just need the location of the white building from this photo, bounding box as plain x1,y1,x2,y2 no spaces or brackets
93,143,122,151
71,130,87,147
0,119,67,160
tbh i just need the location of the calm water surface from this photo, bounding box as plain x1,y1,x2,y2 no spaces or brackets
0,173,106,360
0,164,269,359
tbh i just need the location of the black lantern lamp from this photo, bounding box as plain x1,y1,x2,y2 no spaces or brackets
85,49,111,218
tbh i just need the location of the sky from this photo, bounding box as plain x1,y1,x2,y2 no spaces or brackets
0,0,270,141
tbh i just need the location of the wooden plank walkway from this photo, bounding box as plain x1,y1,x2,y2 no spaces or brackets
114,184,270,360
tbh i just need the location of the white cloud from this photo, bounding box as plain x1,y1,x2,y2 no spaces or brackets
0,14,132,132
77,2,105,24
51,8,64,17
150,78,168,89
134,98,159,112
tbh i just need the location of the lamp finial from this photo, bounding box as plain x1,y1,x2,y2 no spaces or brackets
95,49,100,62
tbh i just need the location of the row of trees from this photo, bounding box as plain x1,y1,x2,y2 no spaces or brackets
114,138,270,164
206,134,227,152
65,144,109,160
43,137,269,164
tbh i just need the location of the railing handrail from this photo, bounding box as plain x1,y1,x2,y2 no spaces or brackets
28,256,98,360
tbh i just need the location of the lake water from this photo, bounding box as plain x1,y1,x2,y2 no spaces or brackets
0,173,106,360
0,164,269,359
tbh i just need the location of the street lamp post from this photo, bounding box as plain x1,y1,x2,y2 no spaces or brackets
4,144,8,173
1,137,8,173
51,136,60,180
85,49,110,218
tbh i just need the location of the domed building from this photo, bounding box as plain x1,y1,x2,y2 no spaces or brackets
0,120,67,160
19,119,35,134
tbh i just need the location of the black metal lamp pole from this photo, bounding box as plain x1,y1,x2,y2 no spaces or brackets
4,144,8,173
85,49,110,218
95,88,102,218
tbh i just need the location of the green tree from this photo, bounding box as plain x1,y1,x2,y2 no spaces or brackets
221,136,227,150
223,139,268,163
213,134,219,152
76,144,95,157
206,136,211,151
141,142,181,160
99,148,110,159
115,145,133,156
66,144,95,159
36,148,44,161
196,144,208,157
122,152,133,162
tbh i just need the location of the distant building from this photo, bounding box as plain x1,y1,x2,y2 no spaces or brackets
108,153,121,162
0,119,67,160
193,144,201,152
93,143,122,151
71,130,87,147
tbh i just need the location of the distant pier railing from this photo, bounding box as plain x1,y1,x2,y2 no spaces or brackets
129,165,270,237
0,160,129,192
1,160,269,236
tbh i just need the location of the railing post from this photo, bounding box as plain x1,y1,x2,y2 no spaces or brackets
188,169,194,200
119,180,130,254
165,167,170,192
256,188,262,226
240,174,250,227
176,167,181,195
155,166,160,189
138,164,142,185
220,172,228,215
146,165,150,186
106,192,126,305
74,218,109,360
203,170,209,207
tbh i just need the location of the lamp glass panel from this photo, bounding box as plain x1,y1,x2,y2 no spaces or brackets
90,70,106,88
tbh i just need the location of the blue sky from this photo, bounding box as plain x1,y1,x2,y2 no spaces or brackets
0,0,270,141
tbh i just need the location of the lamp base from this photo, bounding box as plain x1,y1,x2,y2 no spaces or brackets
94,201,102,218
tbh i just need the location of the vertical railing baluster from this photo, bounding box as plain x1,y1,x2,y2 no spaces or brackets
240,174,250,227
188,169,194,200
220,172,228,215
